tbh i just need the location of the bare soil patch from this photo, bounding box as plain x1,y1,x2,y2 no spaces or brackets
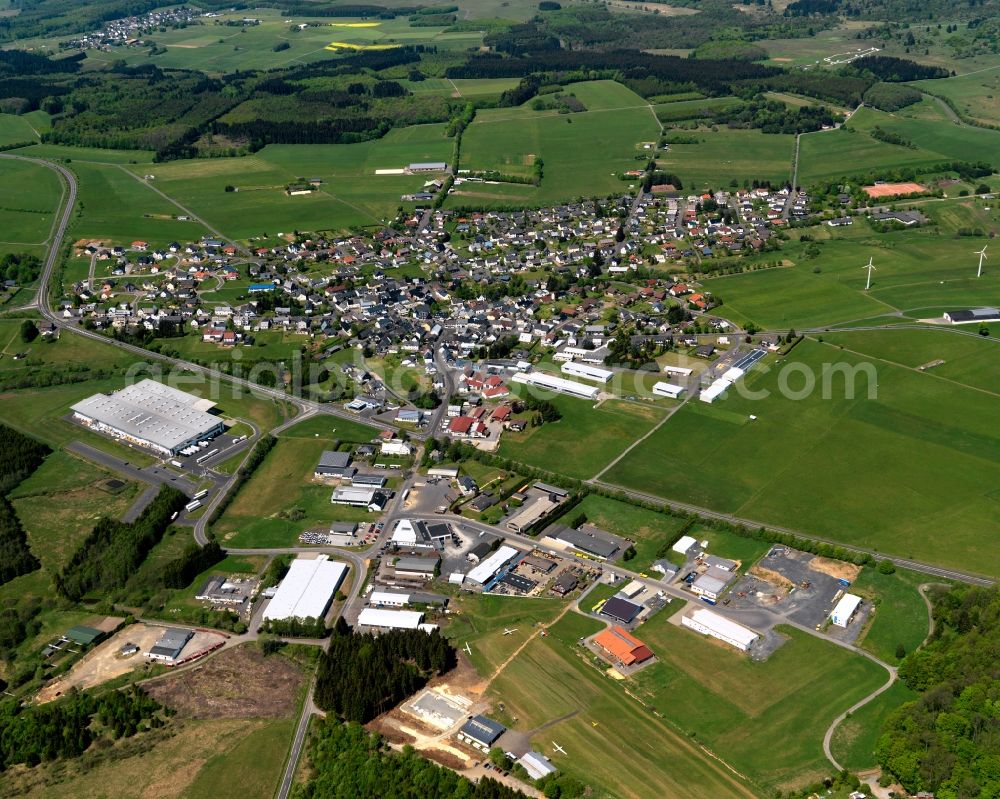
749,565,794,590
809,556,861,583
146,644,303,719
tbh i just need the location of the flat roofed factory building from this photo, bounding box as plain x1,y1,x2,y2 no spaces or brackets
263,555,348,622
71,378,224,455
145,627,193,664
357,608,426,630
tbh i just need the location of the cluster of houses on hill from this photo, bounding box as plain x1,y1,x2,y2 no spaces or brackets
64,6,200,50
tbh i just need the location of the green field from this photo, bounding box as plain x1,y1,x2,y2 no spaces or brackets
0,113,41,146
798,99,1000,185
829,679,917,772
473,611,763,799
851,565,932,665
214,415,379,547
0,157,63,245
12,143,156,163
128,124,452,240
632,619,887,789
913,69,1000,128
454,84,660,206
604,339,1000,574
658,127,795,189
704,234,1000,330
498,395,666,480
69,161,210,246
9,450,141,572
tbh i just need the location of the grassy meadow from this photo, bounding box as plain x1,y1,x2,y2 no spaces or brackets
913,69,1000,127
604,339,1000,574
0,157,64,245
658,127,795,189
497,394,667,480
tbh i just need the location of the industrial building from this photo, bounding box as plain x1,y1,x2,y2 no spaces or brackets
71,379,224,456
330,485,389,512
391,518,452,547
560,361,613,383
393,555,440,580
314,450,355,479
466,545,519,585
456,715,506,751
593,625,654,667
690,565,737,602
510,370,599,400
682,608,758,651
505,494,560,533
263,555,348,622
652,381,685,399
662,365,693,377
601,596,643,624
357,608,426,630
544,525,619,560
368,589,446,608
830,593,862,627
145,628,193,664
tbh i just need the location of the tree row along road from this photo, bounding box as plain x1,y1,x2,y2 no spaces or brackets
4,151,995,591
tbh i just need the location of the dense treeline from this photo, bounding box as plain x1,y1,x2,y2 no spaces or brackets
0,49,82,76
0,252,43,286
863,82,923,111
876,585,1000,799
298,721,529,799
260,616,327,638
445,51,782,95
713,98,838,134
55,485,187,601
0,686,162,770
0,498,39,587
0,423,50,495
736,71,873,106
314,618,456,723
157,540,225,589
854,55,949,82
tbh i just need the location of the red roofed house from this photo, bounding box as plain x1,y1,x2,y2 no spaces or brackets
448,416,488,439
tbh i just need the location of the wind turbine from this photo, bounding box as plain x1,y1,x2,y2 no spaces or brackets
863,256,876,291
975,245,988,278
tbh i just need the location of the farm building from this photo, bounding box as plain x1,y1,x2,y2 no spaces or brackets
65,625,104,646
349,473,388,489
456,715,506,751
71,379,224,456
357,608,427,630
652,381,685,399
682,608,758,651
830,593,862,627
330,486,389,511
466,545,520,585
944,307,1000,325
510,370,599,400
263,555,348,622
601,596,643,625
145,628,193,664
314,450,355,479
560,361,613,383
517,752,557,780
593,625,654,667
408,162,448,172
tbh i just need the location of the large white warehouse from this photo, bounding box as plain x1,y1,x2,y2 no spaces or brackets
511,371,599,400
682,608,758,651
652,381,685,399
358,608,425,630
830,593,862,627
560,361,613,384
466,545,519,585
263,555,348,622
71,379,225,455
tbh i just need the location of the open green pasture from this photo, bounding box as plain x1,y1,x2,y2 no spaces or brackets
704,234,1000,330
129,125,451,239
0,113,41,146
851,565,932,665
657,127,795,189
633,619,887,789
798,100,1000,185
829,679,917,772
0,157,63,244
497,394,666,480
604,339,1000,574
560,79,650,111
9,449,140,572
913,69,1000,128
69,162,209,246
454,91,660,205
12,143,156,163
482,611,763,799
820,327,1000,394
